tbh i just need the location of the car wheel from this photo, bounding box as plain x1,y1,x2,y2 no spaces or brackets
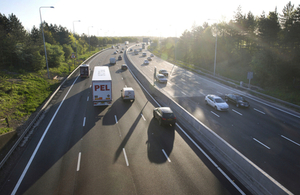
153,111,155,118
236,103,239,107
214,106,218,110
225,98,228,102
205,100,208,105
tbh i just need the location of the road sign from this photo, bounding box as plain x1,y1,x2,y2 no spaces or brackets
71,53,76,59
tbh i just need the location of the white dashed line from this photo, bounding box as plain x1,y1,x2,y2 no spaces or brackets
123,148,129,166
254,108,265,115
87,96,89,101
77,152,81,171
182,91,187,96
83,117,86,127
253,138,270,149
141,114,146,121
162,149,171,162
281,135,300,146
115,115,118,124
211,111,220,117
232,109,242,116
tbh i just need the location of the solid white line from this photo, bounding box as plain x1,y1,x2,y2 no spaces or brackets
123,148,129,166
175,124,245,195
281,135,300,146
211,111,220,117
87,96,89,101
11,76,80,195
253,138,270,149
77,152,81,171
162,149,171,162
115,115,118,124
232,109,242,116
83,117,86,127
141,114,146,121
254,108,265,115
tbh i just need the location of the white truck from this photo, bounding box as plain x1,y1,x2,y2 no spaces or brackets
92,66,112,106
125,41,129,45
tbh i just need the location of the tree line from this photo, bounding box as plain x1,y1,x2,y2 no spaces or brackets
0,13,138,73
150,1,300,90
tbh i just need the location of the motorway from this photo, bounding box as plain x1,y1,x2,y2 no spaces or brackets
127,44,300,194
0,46,246,194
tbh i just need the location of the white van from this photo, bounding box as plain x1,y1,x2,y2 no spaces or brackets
121,87,135,102
110,57,116,65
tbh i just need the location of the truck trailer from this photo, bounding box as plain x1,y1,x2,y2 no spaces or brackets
92,66,112,106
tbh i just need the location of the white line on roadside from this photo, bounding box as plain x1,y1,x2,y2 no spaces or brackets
254,108,266,115
253,138,270,149
281,135,300,147
123,148,129,166
77,152,82,171
11,76,80,195
176,124,245,195
162,149,171,162
115,115,118,124
232,109,242,116
87,96,89,101
83,117,86,127
141,114,146,121
211,111,220,117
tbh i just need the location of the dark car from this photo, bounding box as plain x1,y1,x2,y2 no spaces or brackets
118,55,122,60
224,94,250,108
159,69,168,77
121,64,127,70
153,107,176,126
120,50,123,53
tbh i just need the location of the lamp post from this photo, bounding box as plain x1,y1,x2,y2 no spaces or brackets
208,19,218,76
39,6,54,79
73,20,80,59
88,26,93,52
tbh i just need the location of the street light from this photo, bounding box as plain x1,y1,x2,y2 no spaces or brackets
208,19,218,76
73,20,80,59
39,6,54,79
88,26,93,52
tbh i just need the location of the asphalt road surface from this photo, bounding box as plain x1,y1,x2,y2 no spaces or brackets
127,44,300,194
0,46,246,194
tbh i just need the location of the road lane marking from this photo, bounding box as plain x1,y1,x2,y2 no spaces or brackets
176,124,245,194
83,117,86,127
217,91,223,95
115,115,118,124
87,96,89,101
232,109,242,116
90,85,92,88
77,152,82,171
11,76,80,195
254,108,265,114
162,149,171,162
253,138,270,149
211,111,220,117
182,91,187,96
141,114,146,121
281,135,300,146
123,148,129,166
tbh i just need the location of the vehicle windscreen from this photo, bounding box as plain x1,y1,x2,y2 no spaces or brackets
236,96,245,101
163,113,175,118
158,75,165,78
215,98,225,103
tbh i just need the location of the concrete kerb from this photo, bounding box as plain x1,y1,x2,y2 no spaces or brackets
0,48,109,170
124,49,292,195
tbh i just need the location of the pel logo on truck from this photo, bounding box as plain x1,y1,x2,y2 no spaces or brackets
94,85,110,91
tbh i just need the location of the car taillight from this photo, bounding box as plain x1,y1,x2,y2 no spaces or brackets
174,117,176,120
162,118,166,120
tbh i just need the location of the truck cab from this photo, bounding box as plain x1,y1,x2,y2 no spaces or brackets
80,64,90,78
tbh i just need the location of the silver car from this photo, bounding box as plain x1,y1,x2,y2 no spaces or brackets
156,74,168,84
205,94,229,111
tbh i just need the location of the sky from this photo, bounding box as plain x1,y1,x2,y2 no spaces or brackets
1,0,300,37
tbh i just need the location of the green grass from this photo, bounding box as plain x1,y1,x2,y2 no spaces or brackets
0,47,108,135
